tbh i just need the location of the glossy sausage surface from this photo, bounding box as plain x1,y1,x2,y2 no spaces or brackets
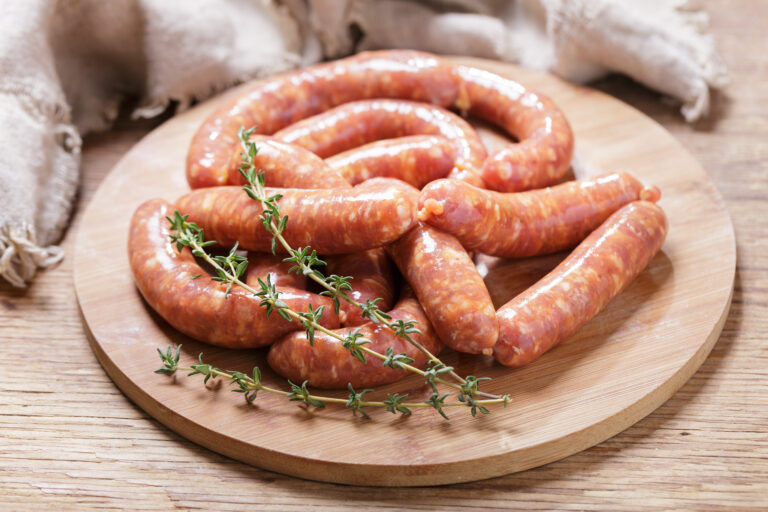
187,50,574,194
244,252,306,290
494,201,668,367
325,248,396,326
175,178,419,254
267,288,442,389
128,199,338,349
273,99,486,186
388,223,498,355
187,50,460,188
419,173,660,258
455,65,574,192
326,135,456,188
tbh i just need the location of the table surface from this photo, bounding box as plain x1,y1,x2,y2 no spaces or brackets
2,1,766,509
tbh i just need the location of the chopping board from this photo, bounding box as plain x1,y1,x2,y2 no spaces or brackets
73,57,735,487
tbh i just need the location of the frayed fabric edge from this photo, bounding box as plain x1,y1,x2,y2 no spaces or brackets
0,223,64,288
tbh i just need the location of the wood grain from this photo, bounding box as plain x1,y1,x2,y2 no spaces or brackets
1,0,766,507
71,57,733,486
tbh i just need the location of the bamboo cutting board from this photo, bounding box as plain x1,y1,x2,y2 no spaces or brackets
73,57,735,486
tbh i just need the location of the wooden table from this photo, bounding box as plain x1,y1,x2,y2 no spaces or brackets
2,2,766,509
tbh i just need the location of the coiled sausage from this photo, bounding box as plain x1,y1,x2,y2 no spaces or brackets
273,99,486,186
455,65,574,192
187,50,574,194
326,135,455,188
187,50,461,189
128,199,338,348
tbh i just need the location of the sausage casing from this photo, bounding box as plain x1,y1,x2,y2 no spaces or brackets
188,50,574,194
419,173,659,258
187,50,460,189
325,248,396,326
455,65,574,192
494,201,668,367
219,136,350,189
388,223,498,355
175,178,419,254
273,99,486,186
267,288,442,389
128,199,338,348
325,135,456,188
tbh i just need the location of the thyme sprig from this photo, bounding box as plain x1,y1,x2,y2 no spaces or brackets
154,129,512,418
156,347,511,416
236,126,482,392
165,211,471,396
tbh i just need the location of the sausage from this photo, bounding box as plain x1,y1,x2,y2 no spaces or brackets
325,135,456,188
213,135,349,189
454,65,575,192
188,50,575,194
128,199,339,349
418,173,661,258
187,50,461,189
494,201,668,367
175,177,419,254
387,223,498,355
244,252,306,290
273,99,486,186
325,248,396,326
267,287,442,389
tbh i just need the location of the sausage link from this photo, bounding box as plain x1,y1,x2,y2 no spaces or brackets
188,50,574,194
455,65,574,192
128,199,339,348
187,50,461,189
273,99,486,186
387,223,498,355
326,135,455,189
494,201,668,367
418,173,660,258
204,135,348,189
325,248,396,326
175,177,419,254
244,252,306,290
267,287,442,389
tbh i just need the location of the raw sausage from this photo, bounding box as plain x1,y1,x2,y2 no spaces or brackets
325,248,396,326
128,199,338,349
187,50,573,194
494,201,668,367
455,65,574,192
175,178,419,254
273,99,486,186
418,173,660,258
326,135,456,189
218,135,350,189
388,223,498,355
267,287,442,389
244,252,306,290
187,50,461,189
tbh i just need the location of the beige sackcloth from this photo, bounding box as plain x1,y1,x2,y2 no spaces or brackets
0,0,726,287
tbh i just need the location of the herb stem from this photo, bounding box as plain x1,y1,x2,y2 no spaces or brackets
186,236,467,394
174,365,509,409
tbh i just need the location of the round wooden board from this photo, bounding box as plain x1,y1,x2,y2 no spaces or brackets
73,57,735,487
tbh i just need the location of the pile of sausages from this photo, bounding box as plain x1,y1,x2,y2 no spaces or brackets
129,50,668,389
